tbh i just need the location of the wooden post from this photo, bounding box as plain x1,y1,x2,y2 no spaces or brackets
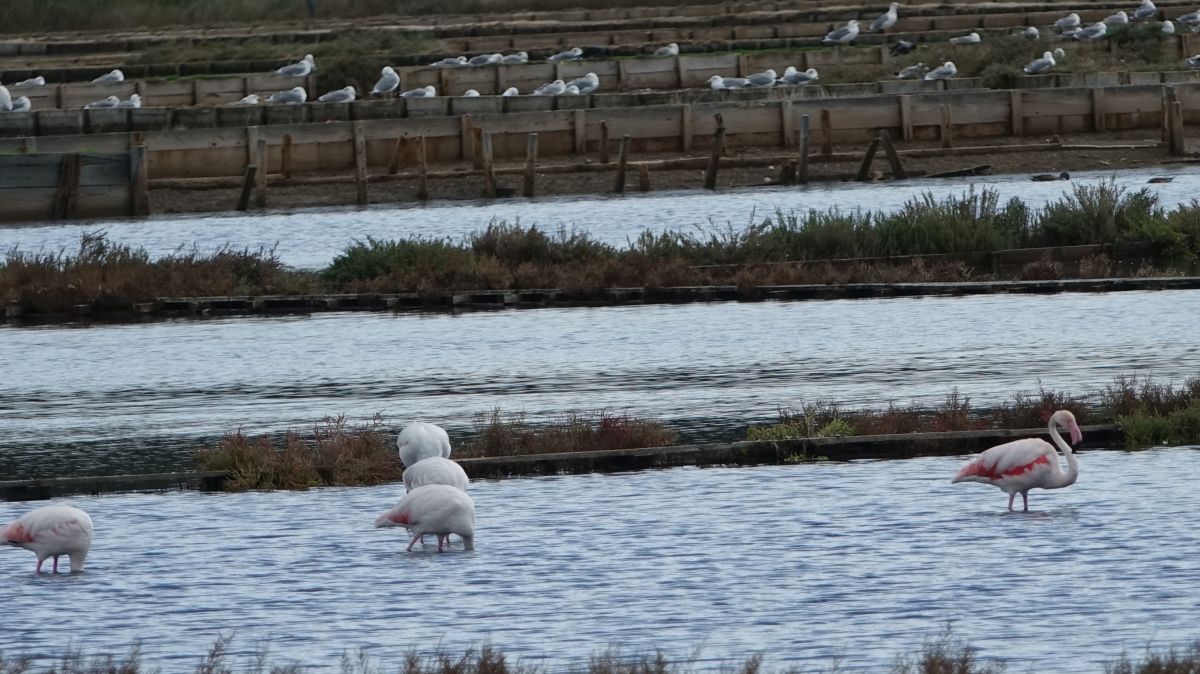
614,134,631,193
780,99,794,148
524,132,538,198
128,144,150,215
52,153,81,220
573,109,586,155
353,122,368,205
638,164,651,192
798,113,810,184
416,136,429,201
1092,88,1106,132
460,114,473,161
899,95,913,142
481,132,496,197
681,103,693,153
855,137,881,182
472,127,484,169
704,113,726,190
236,165,257,211
736,53,749,77
245,126,259,169
1162,86,1172,144
281,134,293,180
877,130,906,180
1010,90,1024,136
388,136,406,175
600,121,610,163
819,109,833,155
1170,100,1186,156
55,84,65,109
254,138,267,208
674,55,685,88
190,80,199,106
939,104,953,149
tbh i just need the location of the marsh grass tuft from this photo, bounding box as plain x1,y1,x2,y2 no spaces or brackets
458,409,678,458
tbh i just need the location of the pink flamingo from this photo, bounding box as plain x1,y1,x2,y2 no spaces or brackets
403,456,469,492
952,409,1083,511
396,422,452,467
375,484,475,552
2,504,94,573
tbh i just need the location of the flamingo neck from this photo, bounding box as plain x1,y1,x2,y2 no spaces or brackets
1048,418,1079,488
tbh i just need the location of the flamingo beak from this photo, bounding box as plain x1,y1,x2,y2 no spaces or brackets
1069,424,1083,445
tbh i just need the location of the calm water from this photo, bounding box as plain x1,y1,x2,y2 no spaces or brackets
2,290,1198,479
2,450,1198,672
0,167,1195,269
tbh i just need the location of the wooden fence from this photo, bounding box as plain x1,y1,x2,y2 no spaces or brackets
0,83,1188,184
0,150,149,223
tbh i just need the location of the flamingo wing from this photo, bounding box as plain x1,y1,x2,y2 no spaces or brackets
952,438,1057,484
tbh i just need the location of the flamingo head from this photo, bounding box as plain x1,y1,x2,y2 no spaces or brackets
375,508,410,528
1052,410,1083,445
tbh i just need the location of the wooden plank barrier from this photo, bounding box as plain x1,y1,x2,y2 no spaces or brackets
0,152,147,222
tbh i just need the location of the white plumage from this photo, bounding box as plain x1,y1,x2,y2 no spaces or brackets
375,485,475,552
1023,51,1056,74
117,93,142,108
317,86,356,103
870,3,900,32
745,69,778,87
780,66,819,85
228,94,260,106
566,72,600,94
2,504,93,573
371,66,400,96
501,51,529,64
83,95,121,109
14,76,45,87
8,96,31,113
1054,13,1081,31
654,43,679,56
404,456,469,492
0,85,10,112
949,31,981,44
547,47,583,61
823,20,860,44
397,421,452,467
92,69,124,83
533,79,567,96
923,61,957,80
267,86,307,104
275,54,315,77
501,87,520,96
400,85,436,98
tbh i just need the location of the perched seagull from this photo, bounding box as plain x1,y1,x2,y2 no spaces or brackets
889,39,917,55
228,94,259,106
370,66,400,96
1071,22,1109,39
275,54,315,77
564,84,581,94
267,86,307,104
924,61,957,80
13,76,45,87
823,20,860,44
467,53,502,66
1023,50,1056,74
707,75,750,89
533,79,567,95
461,89,480,97
547,47,583,61
0,84,9,112
745,69,778,87
1178,7,1200,23
949,31,981,44
566,72,600,94
430,56,468,67
117,93,142,108
1186,53,1200,68
500,51,529,64
895,62,927,79
1164,20,1177,33
92,69,124,83
779,66,819,84
1104,10,1129,24
83,95,121,109
400,85,437,97
1,504,93,573
870,2,900,32
654,43,680,56
1133,0,1158,20
1015,26,1040,39
1054,47,1067,59
501,87,520,96
317,85,355,103
1054,12,1081,31
9,96,31,112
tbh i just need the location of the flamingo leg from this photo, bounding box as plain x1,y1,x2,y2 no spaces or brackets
437,535,447,552
52,556,59,573
1007,493,1015,511
35,558,44,573
1022,492,1030,512
406,533,421,552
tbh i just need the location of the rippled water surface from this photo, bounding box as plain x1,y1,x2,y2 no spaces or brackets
2,450,1197,672
2,290,1198,478
1,167,1195,269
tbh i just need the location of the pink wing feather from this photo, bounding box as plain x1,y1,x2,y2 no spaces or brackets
952,438,1058,484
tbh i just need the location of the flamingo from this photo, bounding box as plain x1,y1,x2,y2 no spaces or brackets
375,485,475,552
951,410,1083,511
397,421,452,467
2,504,94,573
404,456,469,492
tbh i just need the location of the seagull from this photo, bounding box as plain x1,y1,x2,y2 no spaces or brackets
317,86,355,103
467,53,502,66
117,93,142,108
654,43,679,56
1186,54,1200,68
0,85,9,112
566,72,600,94
1015,26,1040,39
823,20,860,44
924,61,957,80
889,39,917,55
870,3,900,32
949,32,981,44
430,56,468,67
533,79,566,95
707,75,751,89
1104,10,1129,24
1164,20,1177,33
1133,0,1158,20
547,47,583,61
564,85,581,94
1054,12,1081,31
371,66,400,96
1023,50,1056,74
1071,22,1109,39
500,51,528,64
13,76,45,87
275,54,315,77
91,69,124,83
895,63,927,79
227,94,259,106
746,69,778,87
267,86,307,104
462,89,480,97
401,85,437,97
501,87,520,96
1053,47,1067,59
779,66,819,84
83,95,121,109
8,96,31,113
1178,8,1200,23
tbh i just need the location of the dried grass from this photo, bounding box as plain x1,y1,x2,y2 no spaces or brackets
458,409,678,458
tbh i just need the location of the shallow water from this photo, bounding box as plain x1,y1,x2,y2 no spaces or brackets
2,289,1198,479
2,449,1197,672
0,167,1193,269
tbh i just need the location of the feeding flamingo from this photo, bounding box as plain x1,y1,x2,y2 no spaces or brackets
375,485,475,552
404,456,469,492
397,421,452,467
952,410,1083,511
2,504,94,573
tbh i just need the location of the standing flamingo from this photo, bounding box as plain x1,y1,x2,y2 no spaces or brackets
375,485,475,552
952,410,1083,511
396,422,451,467
404,456,469,492
2,504,94,573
